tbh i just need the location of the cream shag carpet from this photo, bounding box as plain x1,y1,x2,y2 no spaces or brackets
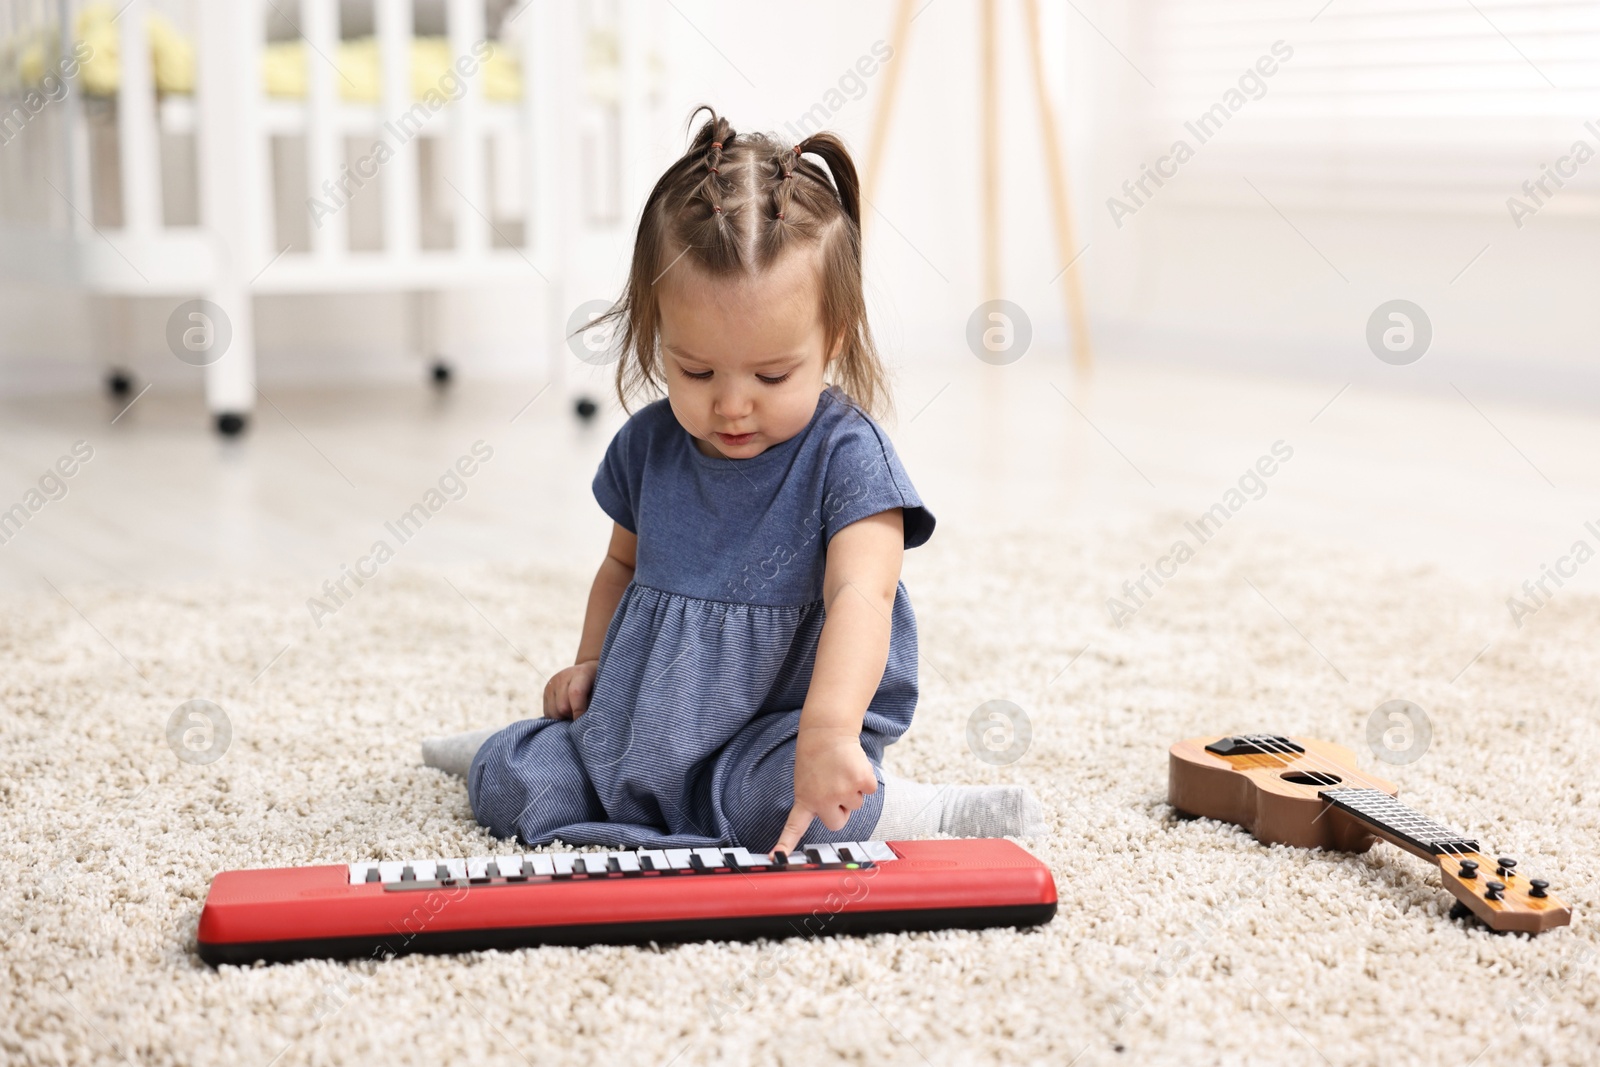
3,517,1597,1067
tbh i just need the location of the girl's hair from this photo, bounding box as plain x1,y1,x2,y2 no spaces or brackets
587,105,892,423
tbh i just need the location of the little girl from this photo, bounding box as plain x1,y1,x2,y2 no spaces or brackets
423,107,1042,854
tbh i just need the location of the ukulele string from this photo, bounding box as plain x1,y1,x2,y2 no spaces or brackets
1242,734,1477,864
1243,734,1478,866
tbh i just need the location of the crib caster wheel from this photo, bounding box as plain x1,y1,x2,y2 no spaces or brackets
106,369,134,398
574,396,597,421
214,412,248,437
430,360,453,387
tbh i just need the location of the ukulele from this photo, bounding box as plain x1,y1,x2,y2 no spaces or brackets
1168,734,1571,934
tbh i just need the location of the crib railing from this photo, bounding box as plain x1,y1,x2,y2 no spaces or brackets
0,0,630,432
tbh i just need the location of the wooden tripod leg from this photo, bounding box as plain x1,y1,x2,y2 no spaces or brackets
1022,0,1093,374
860,0,917,231
980,0,1000,302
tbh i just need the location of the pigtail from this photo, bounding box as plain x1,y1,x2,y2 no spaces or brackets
773,144,799,223
794,133,862,237
689,105,735,223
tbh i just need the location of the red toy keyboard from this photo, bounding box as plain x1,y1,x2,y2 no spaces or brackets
197,839,1057,965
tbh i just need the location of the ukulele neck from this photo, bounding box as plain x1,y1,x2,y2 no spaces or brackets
1318,787,1479,862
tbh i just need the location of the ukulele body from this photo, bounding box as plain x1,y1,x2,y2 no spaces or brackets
1169,735,1397,853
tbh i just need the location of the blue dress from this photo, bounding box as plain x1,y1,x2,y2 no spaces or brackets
467,385,936,848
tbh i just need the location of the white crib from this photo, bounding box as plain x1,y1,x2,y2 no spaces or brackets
0,0,654,432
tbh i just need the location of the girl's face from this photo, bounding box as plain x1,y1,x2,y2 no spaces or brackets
656,247,842,460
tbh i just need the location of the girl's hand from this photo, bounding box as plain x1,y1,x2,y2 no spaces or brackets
773,726,879,855
544,659,599,720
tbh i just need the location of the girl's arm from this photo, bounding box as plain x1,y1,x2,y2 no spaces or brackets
546,522,637,719
576,522,638,662
773,508,904,854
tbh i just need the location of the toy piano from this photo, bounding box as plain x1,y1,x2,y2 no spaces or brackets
196,839,1057,966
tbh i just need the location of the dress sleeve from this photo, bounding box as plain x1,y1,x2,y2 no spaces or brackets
592,413,643,534
821,409,936,550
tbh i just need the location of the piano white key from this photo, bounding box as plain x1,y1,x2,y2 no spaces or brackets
435,858,467,880
349,862,378,884
693,847,727,869
638,849,669,872
495,854,523,877
809,843,841,865
573,854,607,876
729,848,770,867
664,848,694,870
859,841,898,862
614,851,641,873
521,854,555,877
552,853,581,876
466,856,497,879
378,860,408,883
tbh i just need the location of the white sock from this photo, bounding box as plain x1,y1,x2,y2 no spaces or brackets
420,726,501,778
870,774,1046,840
939,782,1047,839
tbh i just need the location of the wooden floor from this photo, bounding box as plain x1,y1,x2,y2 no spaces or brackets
3,356,1597,594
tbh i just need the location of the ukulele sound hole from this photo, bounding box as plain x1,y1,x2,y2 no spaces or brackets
1281,771,1341,786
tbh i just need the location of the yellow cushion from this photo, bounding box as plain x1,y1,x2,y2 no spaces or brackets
262,35,521,102
40,2,519,102
72,1,196,95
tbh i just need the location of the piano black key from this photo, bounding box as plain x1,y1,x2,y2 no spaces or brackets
400,865,416,882
688,854,707,873
607,855,622,874
485,861,501,879
520,858,536,878
639,854,655,872
364,868,381,883
804,848,822,866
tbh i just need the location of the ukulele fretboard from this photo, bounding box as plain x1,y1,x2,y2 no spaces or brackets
1319,787,1479,855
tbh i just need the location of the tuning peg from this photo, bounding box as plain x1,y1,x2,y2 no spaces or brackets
1529,879,1549,899
1485,880,1505,902
1457,859,1478,879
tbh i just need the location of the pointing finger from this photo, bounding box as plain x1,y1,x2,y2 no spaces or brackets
772,802,814,856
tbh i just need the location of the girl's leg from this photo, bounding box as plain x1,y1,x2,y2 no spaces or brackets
465,719,608,845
